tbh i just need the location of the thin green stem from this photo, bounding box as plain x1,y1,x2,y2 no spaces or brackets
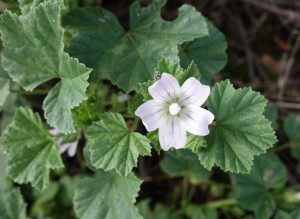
205,179,232,189
10,89,50,95
122,114,136,119
181,174,189,207
270,142,297,152
200,198,236,209
129,117,140,132
187,185,196,203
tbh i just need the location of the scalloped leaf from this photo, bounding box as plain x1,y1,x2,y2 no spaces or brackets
195,80,277,173
74,172,142,219
0,189,27,219
64,0,207,92
0,107,63,191
234,154,287,219
0,0,91,134
87,112,151,176
180,21,228,84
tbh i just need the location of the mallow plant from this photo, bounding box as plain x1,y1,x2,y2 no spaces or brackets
0,0,299,219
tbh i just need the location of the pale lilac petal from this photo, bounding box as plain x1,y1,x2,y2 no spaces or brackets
180,77,210,106
181,106,214,136
149,73,180,101
67,141,78,157
159,116,187,150
59,143,70,154
135,100,167,132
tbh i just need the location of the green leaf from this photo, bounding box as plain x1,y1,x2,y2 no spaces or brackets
64,0,208,92
0,0,92,134
0,78,9,109
160,149,210,184
180,21,228,84
0,152,11,191
19,0,45,14
0,188,27,219
185,134,206,153
196,80,277,173
264,105,279,130
191,208,218,219
0,107,64,191
146,130,161,154
0,93,28,133
274,209,300,219
74,172,142,219
87,112,151,177
234,154,287,219
284,114,300,172
284,114,300,140
137,200,181,219
140,57,200,101
127,93,144,116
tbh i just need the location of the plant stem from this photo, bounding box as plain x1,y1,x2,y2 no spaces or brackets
10,89,50,95
270,142,297,152
187,185,196,203
129,117,140,132
200,198,236,209
122,114,135,119
181,174,189,207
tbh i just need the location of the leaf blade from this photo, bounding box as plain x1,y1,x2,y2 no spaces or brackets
0,107,63,191
87,112,151,176
196,80,277,173
74,172,142,219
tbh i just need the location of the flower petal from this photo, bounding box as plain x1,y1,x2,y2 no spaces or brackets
149,73,180,101
180,77,210,106
135,100,167,132
159,116,187,150
59,143,70,154
181,106,214,136
67,141,78,157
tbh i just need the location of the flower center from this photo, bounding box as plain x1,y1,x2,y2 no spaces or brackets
169,103,181,115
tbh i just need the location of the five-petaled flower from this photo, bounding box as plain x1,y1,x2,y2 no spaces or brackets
135,73,214,151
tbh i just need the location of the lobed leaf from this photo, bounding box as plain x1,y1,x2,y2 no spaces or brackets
180,21,228,84
283,114,300,172
0,188,27,219
0,107,63,191
234,154,287,219
87,112,151,177
0,0,92,134
74,172,142,219
196,80,277,173
64,0,208,92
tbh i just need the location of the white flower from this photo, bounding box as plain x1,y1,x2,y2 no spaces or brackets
58,141,78,157
49,129,79,157
135,73,214,151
